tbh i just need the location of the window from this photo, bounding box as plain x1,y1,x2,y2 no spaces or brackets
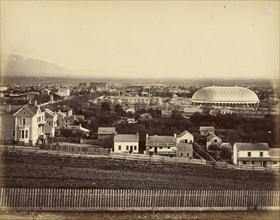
49,122,51,125
118,145,121,150
22,118,26,125
21,130,24,139
248,152,251,157
186,153,189,157
134,146,137,150
167,147,170,149
126,146,129,150
12,130,15,137
243,161,246,165
159,147,163,149
180,153,183,157
25,130,28,138
251,161,254,165
190,140,192,143
260,152,263,157
149,147,152,149
273,161,277,165
214,139,217,143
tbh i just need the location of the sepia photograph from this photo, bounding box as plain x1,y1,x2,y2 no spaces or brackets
0,1,279,219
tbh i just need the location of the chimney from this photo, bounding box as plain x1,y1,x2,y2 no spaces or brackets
6,104,11,112
33,100,38,106
146,134,149,139
174,133,177,138
136,132,139,136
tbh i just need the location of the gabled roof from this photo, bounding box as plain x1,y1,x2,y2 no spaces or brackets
114,134,139,142
13,104,39,117
146,135,176,146
177,130,193,138
44,108,55,117
207,133,221,141
98,127,116,135
234,143,270,151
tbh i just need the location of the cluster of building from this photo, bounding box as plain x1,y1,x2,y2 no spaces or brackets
0,102,89,145
96,125,279,168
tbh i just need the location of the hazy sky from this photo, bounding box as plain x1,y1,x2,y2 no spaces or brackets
1,1,279,79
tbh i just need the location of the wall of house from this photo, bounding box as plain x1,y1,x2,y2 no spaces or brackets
206,138,222,149
238,150,270,157
177,146,193,158
114,141,139,153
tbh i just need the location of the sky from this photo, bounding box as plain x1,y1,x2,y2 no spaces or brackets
1,1,279,80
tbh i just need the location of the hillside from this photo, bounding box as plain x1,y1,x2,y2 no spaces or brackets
1,54,69,77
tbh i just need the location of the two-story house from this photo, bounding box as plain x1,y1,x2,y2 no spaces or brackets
233,143,271,167
113,133,139,153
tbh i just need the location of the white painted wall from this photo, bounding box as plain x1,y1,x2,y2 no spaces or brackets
114,141,139,153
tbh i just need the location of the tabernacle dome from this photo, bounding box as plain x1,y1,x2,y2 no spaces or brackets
191,86,259,108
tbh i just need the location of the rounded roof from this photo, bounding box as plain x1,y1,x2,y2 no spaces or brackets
192,86,259,103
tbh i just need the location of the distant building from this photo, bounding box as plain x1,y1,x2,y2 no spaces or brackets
56,87,70,97
199,126,215,136
192,86,259,108
79,82,88,89
41,89,51,96
233,143,271,167
98,127,116,142
162,109,172,118
113,133,139,153
89,82,108,91
108,96,162,105
206,134,222,150
220,107,233,115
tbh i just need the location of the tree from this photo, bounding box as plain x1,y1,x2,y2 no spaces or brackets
101,102,110,114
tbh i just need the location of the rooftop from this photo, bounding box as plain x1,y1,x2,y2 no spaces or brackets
114,134,139,142
146,135,176,146
234,143,270,151
98,127,116,135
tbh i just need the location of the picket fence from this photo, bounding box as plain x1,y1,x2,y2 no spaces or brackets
0,188,279,211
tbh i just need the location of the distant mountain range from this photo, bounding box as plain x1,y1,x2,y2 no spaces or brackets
1,54,70,77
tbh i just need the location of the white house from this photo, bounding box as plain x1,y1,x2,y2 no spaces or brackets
233,143,271,167
146,134,177,156
220,107,233,115
113,133,139,153
176,130,194,144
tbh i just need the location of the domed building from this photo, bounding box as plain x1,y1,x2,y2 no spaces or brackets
192,86,259,108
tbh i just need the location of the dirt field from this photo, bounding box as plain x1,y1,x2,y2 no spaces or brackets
0,152,279,190
1,211,280,220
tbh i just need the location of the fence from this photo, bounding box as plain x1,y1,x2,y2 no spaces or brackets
110,153,207,165
0,188,279,211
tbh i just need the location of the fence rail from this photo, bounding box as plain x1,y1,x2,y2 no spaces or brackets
0,188,279,211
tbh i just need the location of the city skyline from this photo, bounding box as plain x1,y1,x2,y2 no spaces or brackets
1,1,279,80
